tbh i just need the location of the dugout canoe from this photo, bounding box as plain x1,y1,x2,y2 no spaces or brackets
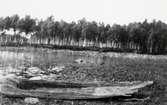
0,75,153,99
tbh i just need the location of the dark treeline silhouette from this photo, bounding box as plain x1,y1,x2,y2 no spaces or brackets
0,14,167,54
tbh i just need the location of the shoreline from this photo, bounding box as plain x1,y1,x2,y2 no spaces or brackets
1,43,166,55
1,45,167,60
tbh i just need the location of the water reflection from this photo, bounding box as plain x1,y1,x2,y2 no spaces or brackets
0,48,104,75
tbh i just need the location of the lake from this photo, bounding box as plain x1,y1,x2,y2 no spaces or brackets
0,47,103,76
0,47,167,105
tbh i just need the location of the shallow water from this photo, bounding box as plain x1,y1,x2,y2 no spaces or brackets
0,47,103,75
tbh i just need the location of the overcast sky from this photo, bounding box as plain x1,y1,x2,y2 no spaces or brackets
0,0,166,25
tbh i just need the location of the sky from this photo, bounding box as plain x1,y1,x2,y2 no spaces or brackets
0,0,166,25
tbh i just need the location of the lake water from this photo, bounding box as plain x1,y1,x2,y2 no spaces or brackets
0,47,103,76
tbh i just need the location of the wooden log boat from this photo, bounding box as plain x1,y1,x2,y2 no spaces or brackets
0,75,153,99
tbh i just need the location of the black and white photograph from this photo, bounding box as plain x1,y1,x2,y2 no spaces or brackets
0,0,166,105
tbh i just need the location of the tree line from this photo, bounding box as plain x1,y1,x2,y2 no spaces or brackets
0,14,167,54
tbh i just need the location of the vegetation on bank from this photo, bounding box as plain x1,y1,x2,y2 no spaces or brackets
0,14,167,54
